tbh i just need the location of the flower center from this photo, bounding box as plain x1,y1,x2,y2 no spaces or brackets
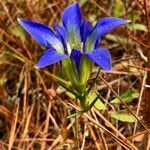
67,42,72,55
66,42,84,55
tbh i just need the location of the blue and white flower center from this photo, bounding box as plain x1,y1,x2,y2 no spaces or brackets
66,42,83,55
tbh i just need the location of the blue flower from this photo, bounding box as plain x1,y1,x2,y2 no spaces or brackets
18,2,129,93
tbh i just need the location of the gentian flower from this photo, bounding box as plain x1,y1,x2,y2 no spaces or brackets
18,2,129,95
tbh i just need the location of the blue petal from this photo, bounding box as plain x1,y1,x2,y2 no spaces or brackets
70,49,82,70
84,48,111,71
62,2,81,33
54,24,67,46
62,2,82,49
18,18,64,53
36,47,68,68
80,20,92,43
85,17,129,51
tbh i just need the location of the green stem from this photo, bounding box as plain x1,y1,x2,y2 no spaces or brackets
58,82,81,100
85,94,99,111
43,69,71,87
86,67,100,95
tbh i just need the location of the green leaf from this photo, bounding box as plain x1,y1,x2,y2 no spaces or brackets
111,109,136,123
105,34,118,42
0,78,7,86
87,91,106,110
94,99,106,110
128,11,140,22
121,60,144,75
113,0,124,17
105,34,131,44
127,24,147,32
79,0,88,6
10,26,26,42
111,89,139,104
66,91,75,99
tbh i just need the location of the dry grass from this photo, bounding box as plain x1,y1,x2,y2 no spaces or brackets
0,0,150,149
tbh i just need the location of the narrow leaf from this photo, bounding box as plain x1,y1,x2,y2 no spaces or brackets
111,89,139,104
111,110,136,123
87,91,106,110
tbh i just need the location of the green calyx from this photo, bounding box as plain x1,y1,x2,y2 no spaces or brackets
79,56,93,85
62,55,93,96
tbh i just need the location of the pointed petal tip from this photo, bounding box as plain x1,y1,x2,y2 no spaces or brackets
35,63,45,68
17,18,20,22
121,19,131,24
35,61,50,68
34,65,40,69
17,18,24,25
127,20,131,23
17,18,25,24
